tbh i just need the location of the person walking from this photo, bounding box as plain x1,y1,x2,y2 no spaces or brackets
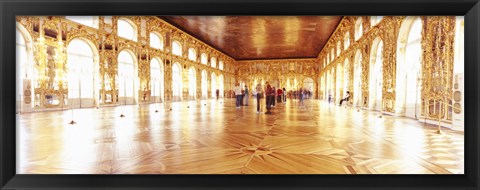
244,85,249,106
234,83,242,108
255,83,263,113
216,89,219,100
283,87,286,102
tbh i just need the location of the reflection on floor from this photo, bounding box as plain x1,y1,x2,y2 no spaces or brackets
17,98,464,174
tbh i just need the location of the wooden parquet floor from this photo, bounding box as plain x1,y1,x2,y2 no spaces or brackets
16,98,464,174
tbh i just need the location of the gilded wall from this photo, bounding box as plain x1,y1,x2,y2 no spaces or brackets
16,16,236,110
317,16,458,122
16,16,461,124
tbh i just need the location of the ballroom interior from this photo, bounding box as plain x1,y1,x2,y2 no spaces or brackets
16,16,464,174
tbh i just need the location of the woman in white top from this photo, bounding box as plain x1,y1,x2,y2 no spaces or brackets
234,83,242,108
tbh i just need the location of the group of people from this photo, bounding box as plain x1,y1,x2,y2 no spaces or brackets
287,89,312,100
254,82,287,114
232,82,352,113
232,82,289,114
233,83,250,108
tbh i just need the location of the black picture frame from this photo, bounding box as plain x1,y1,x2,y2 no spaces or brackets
1,0,479,189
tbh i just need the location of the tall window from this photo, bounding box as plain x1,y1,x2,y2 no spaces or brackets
188,48,196,61
66,16,99,29
331,49,335,61
67,38,97,107
172,63,182,100
172,41,182,56
219,61,224,70
211,57,217,68
149,32,163,50
118,50,137,104
188,67,196,99
343,59,349,96
201,70,207,99
16,28,29,110
395,17,422,118
211,73,217,98
344,32,350,50
337,41,341,56
150,58,163,103
355,17,363,41
118,19,137,41
219,74,224,98
369,39,383,111
454,16,464,74
201,53,208,64
371,16,384,27
353,50,362,106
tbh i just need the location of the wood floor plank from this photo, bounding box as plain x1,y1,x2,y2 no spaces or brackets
17,99,464,174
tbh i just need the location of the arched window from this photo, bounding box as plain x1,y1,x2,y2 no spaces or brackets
149,32,163,50
371,16,384,27
211,73,217,98
118,50,138,105
303,78,314,98
343,59,349,97
67,38,98,108
337,41,341,56
16,29,27,85
118,19,137,41
201,53,208,64
188,48,196,61
353,50,362,106
211,57,217,68
344,32,350,50
16,26,32,112
188,67,196,100
452,16,464,126
150,58,164,103
355,17,363,41
201,70,207,99
172,41,182,56
395,17,422,118
454,16,464,74
331,49,335,61
219,61,224,70
172,63,182,101
66,16,99,29
336,64,343,103
218,74,224,98
369,38,384,111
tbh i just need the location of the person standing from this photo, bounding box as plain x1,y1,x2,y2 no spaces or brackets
234,83,242,108
255,83,263,113
277,87,283,103
283,87,286,102
299,88,305,107
265,82,273,114
241,88,244,106
244,85,249,106
272,87,276,107
215,89,220,100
